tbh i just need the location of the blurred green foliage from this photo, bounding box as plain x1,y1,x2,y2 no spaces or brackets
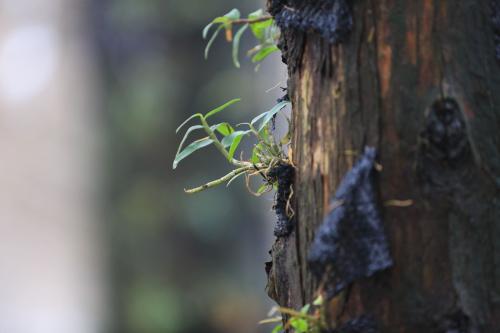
90,0,285,332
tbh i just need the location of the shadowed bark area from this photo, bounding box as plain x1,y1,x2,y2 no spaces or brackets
266,1,500,332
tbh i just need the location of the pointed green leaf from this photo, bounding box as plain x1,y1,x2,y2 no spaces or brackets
251,144,260,164
248,8,263,18
248,9,273,41
271,324,284,333
257,101,289,132
214,122,234,136
202,22,214,39
221,130,251,160
235,122,251,128
250,111,267,127
204,98,241,119
176,125,203,157
250,101,289,132
250,19,273,41
312,295,323,306
289,318,308,333
251,44,279,63
300,304,310,314
176,113,203,133
232,24,248,68
173,137,213,169
280,131,291,145
228,132,244,160
221,130,249,148
259,123,271,142
223,8,240,20
205,24,224,59
212,16,230,24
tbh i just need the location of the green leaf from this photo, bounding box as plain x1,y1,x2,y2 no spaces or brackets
250,112,267,127
224,8,240,20
202,22,214,39
257,101,289,132
271,324,284,333
248,9,273,41
212,17,229,24
228,133,244,160
250,19,273,41
213,122,234,136
172,137,213,169
289,318,308,333
176,125,203,157
221,130,249,160
251,45,279,63
205,25,224,59
221,130,247,147
208,8,240,28
232,24,248,68
204,98,241,119
300,304,310,314
251,145,260,164
176,113,203,133
250,101,289,132
312,295,323,306
248,8,263,18
259,123,271,142
280,132,291,145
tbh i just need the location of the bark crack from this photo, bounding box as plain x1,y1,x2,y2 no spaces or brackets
370,0,383,151
357,5,366,147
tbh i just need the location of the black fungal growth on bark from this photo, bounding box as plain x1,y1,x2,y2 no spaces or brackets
268,0,353,45
417,98,471,193
492,0,500,60
277,87,289,103
267,163,295,237
308,147,393,298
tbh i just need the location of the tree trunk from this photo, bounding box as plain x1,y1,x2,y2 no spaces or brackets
266,1,500,332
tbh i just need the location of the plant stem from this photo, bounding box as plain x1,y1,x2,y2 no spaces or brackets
200,116,248,167
184,165,255,194
232,16,272,25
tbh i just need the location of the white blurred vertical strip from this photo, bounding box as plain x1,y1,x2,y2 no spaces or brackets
0,0,106,333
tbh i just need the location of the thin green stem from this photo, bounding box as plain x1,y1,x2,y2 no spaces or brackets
184,165,254,194
231,15,272,25
200,116,249,167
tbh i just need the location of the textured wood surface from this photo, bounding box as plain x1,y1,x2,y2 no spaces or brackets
267,1,500,331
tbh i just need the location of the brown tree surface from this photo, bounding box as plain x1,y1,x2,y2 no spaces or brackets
266,1,500,332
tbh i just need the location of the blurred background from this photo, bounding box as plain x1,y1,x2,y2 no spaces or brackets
0,0,287,332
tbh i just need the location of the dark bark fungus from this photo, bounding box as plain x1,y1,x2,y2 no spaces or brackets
277,87,290,103
307,147,393,298
267,0,352,71
417,98,471,194
269,1,500,331
492,0,500,60
268,0,353,45
268,162,295,237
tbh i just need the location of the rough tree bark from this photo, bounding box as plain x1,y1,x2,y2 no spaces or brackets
266,1,500,332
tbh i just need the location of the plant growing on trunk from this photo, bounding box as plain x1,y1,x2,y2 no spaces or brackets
173,98,291,194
